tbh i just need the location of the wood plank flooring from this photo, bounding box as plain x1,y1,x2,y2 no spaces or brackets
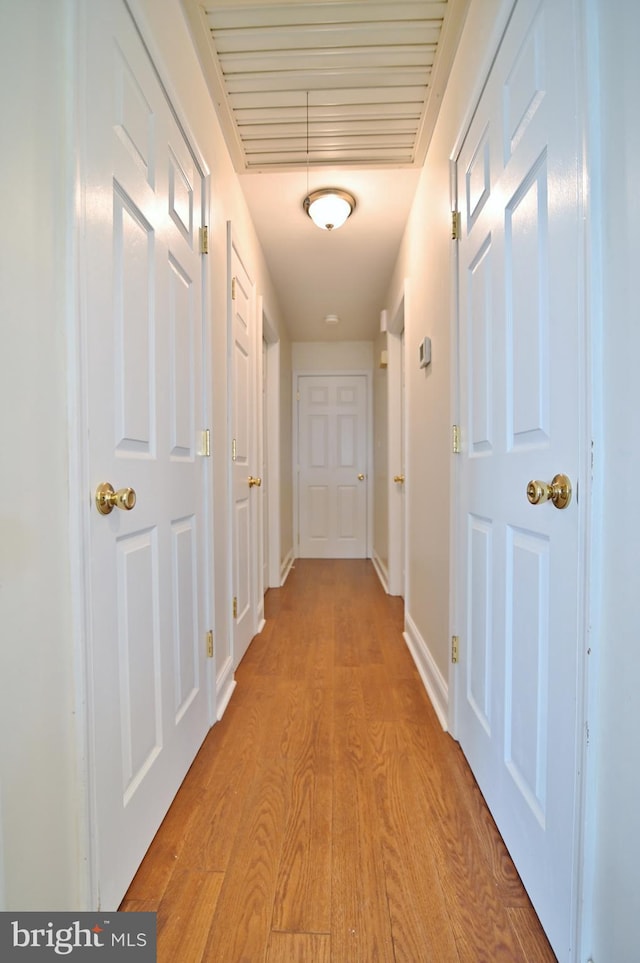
121,559,557,962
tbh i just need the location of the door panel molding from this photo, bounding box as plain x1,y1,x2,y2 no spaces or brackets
449,0,593,958
227,226,260,667
79,0,213,909
294,370,372,559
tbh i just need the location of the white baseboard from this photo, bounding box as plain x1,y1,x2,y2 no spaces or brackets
403,612,449,731
215,656,236,721
280,549,295,585
371,551,389,593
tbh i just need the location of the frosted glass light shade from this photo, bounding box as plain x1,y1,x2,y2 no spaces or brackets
303,189,355,231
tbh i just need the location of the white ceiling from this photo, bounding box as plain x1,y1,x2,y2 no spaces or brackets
183,0,470,341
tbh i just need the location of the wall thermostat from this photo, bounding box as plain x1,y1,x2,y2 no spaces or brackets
419,336,432,368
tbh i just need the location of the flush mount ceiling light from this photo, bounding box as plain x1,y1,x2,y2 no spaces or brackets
324,313,340,325
302,93,356,231
303,188,356,231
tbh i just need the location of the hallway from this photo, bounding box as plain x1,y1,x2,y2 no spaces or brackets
120,560,555,962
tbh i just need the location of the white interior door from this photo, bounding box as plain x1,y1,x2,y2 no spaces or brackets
388,314,406,597
398,330,406,594
84,0,210,909
229,241,258,664
297,374,368,558
262,337,269,593
455,0,585,958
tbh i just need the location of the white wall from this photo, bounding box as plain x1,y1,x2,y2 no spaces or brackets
0,0,81,910
0,0,291,910
292,340,373,372
589,1,640,958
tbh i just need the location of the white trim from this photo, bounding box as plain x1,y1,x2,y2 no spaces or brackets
403,614,449,731
447,154,462,738
574,1,601,957
0,787,5,909
69,0,95,909
215,658,236,721
372,550,389,594
280,548,295,586
200,172,216,725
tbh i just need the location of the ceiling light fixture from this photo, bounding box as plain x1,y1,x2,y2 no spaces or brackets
302,92,356,231
303,189,356,231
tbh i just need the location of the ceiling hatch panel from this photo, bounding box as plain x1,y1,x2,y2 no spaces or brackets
196,1,457,171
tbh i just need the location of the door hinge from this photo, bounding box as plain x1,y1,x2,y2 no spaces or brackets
451,635,459,664
232,438,237,462
231,276,237,300
206,630,214,658
452,424,461,454
200,428,211,457
451,210,461,241
199,225,209,255
233,596,238,619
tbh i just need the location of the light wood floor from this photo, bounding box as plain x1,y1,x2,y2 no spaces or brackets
121,559,557,962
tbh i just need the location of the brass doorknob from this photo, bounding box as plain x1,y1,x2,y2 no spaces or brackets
358,473,365,481
248,475,262,488
95,482,137,515
393,474,405,483
526,473,572,510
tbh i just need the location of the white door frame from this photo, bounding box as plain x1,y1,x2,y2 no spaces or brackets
293,369,373,559
447,0,596,955
226,225,262,664
387,285,407,597
72,0,215,907
260,301,282,589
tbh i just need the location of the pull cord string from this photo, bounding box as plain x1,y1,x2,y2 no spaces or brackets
306,90,310,197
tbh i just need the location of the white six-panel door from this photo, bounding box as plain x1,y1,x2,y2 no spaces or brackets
455,0,585,958
297,374,368,558
84,0,210,908
229,240,259,664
